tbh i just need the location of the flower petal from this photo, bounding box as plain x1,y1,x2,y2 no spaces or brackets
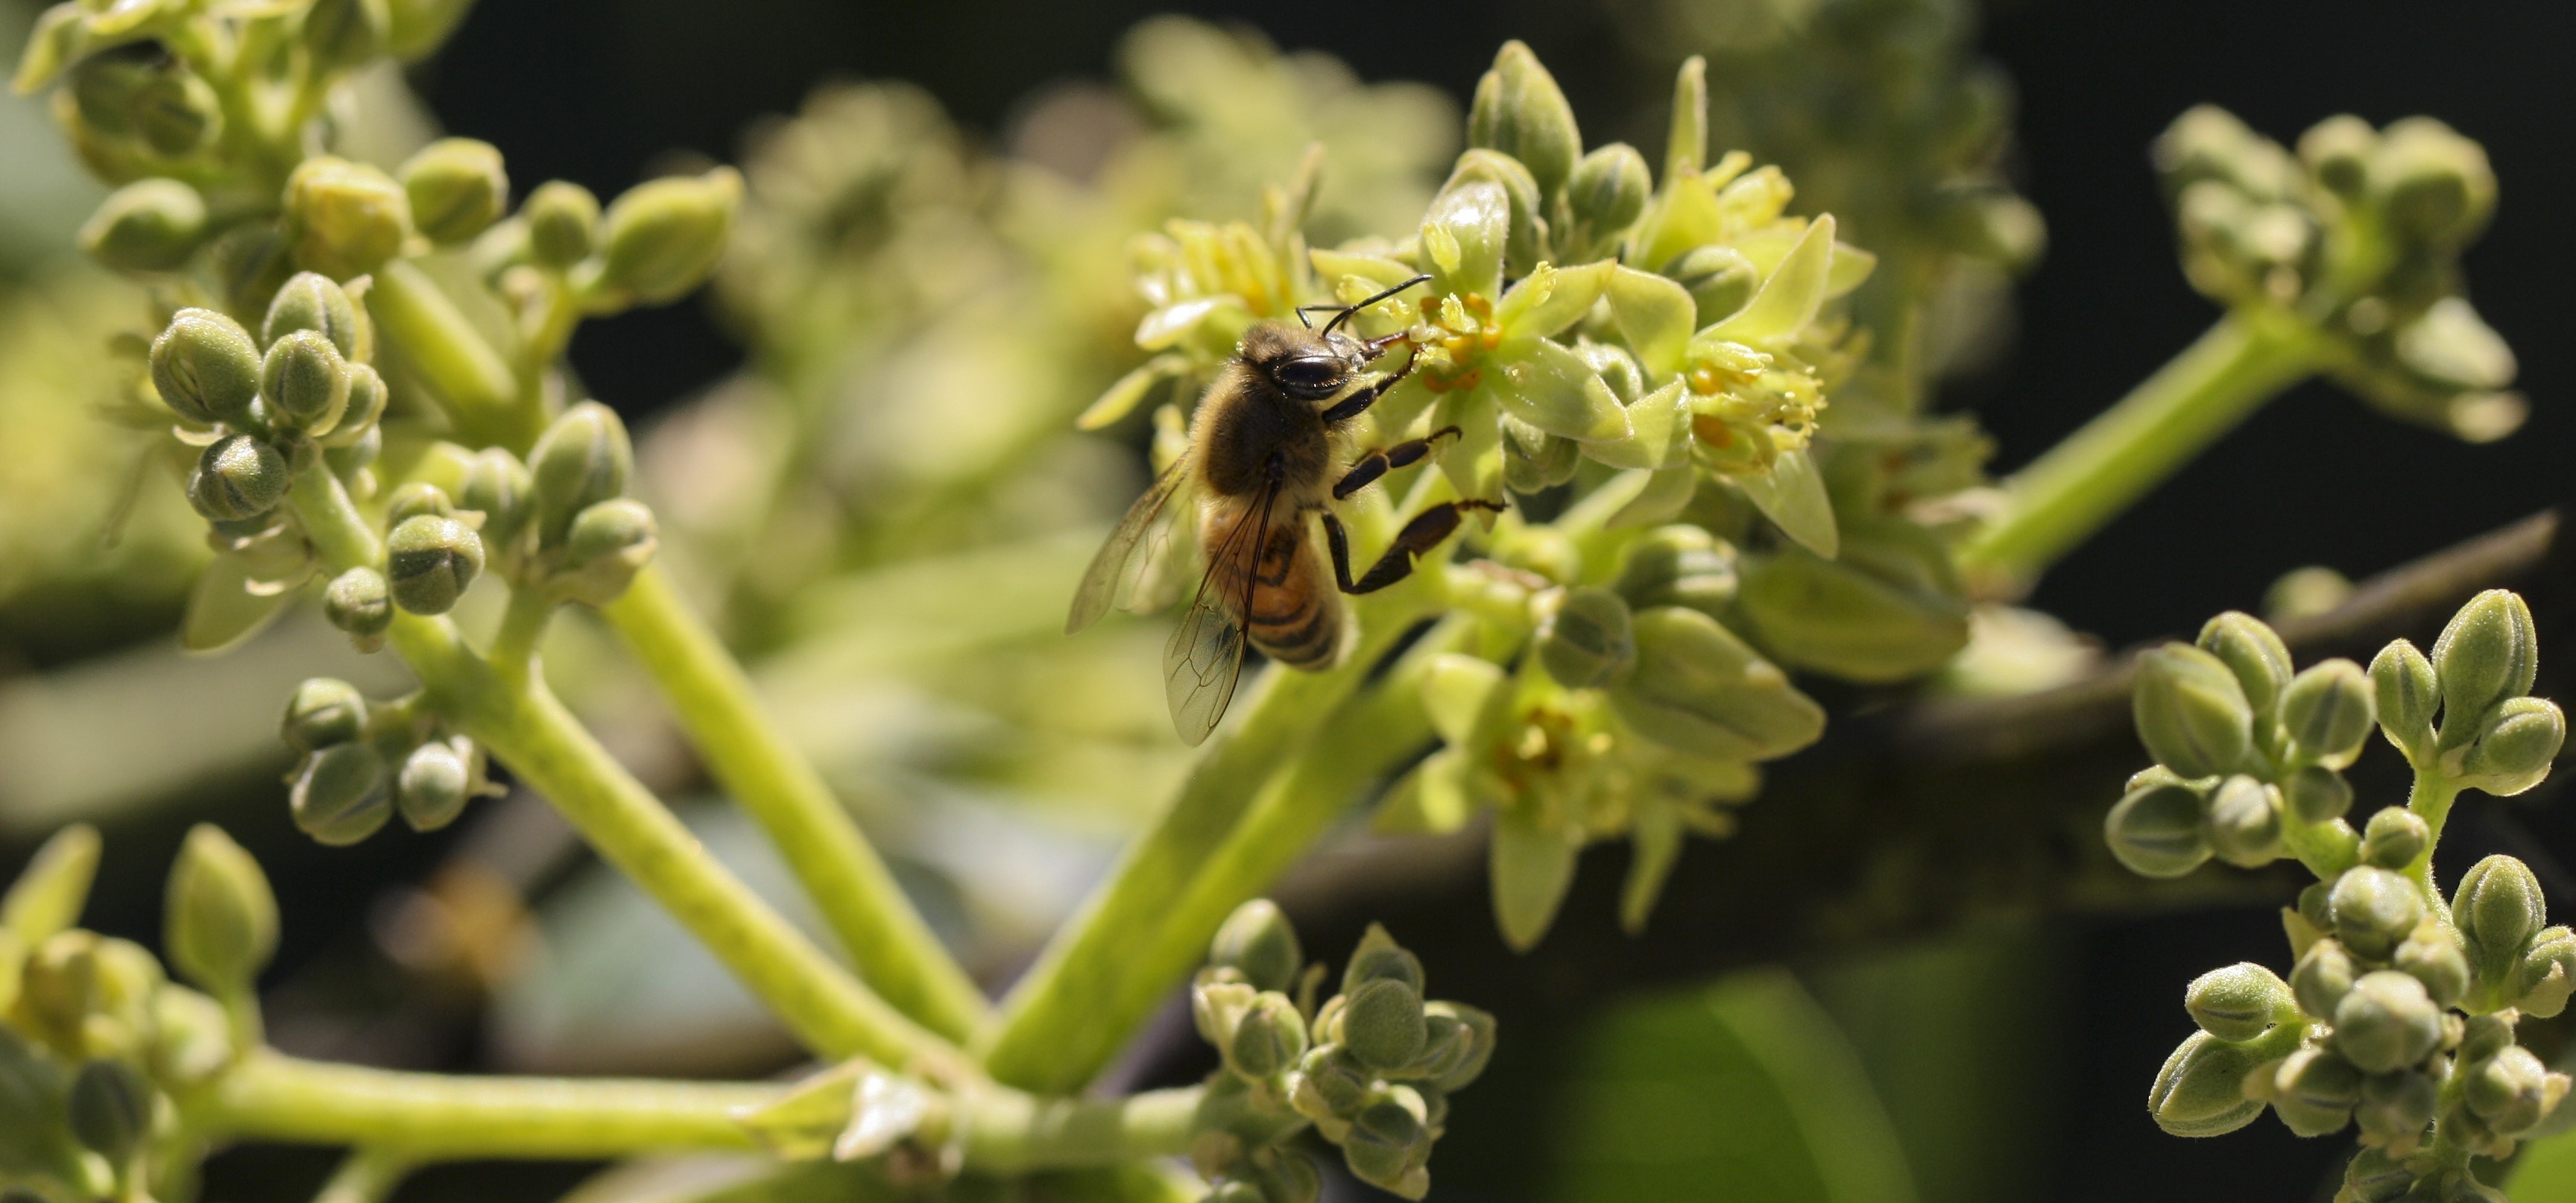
1708,214,1837,345
1496,260,1614,346
1422,179,1509,299
1494,338,1631,443
1734,446,1839,558
1605,267,1696,379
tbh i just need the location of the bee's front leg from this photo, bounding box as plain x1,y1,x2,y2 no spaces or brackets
1318,342,1422,425
1322,498,1506,595
1332,426,1462,500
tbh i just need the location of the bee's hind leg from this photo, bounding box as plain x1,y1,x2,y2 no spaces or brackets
1322,498,1506,595
1333,426,1462,500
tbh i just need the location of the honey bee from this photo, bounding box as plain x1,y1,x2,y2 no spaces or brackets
1069,274,1504,745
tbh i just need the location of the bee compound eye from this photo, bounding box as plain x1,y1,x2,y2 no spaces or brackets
1276,356,1342,394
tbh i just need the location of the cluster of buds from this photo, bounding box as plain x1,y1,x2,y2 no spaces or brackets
2156,107,2522,442
1186,902,1493,1202
1,824,277,1201
279,676,497,846
2120,593,2569,1200
452,402,662,610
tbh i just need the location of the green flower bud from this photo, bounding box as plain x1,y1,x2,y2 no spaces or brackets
2465,1045,2566,1136
66,1058,148,1166
1501,422,1580,493
165,824,278,994
2370,117,2496,248
1225,992,1308,1081
2282,658,2376,766
1562,142,1650,253
283,157,413,280
2197,611,2293,719
151,308,262,426
1342,1086,1433,1198
1192,977,1255,1053
3,825,100,946
2298,114,2376,195
1247,1151,1322,1203
460,448,535,552
2285,765,2355,824
385,481,454,525
187,435,289,522
291,742,393,846
2206,775,2283,868
322,568,391,652
1345,924,1426,998
1535,587,1635,689
329,361,388,446
2458,697,2564,797
1489,522,1579,584
1613,607,1824,761
2461,1012,2516,1064
79,178,207,272
1210,899,1302,994
386,514,484,614
326,421,382,479
2334,970,2444,1073
263,271,365,359
2294,938,2358,1020
1288,1044,1371,1123
303,0,390,75
206,221,297,320
2518,926,2576,1019
1467,41,1579,199
2353,1070,2437,1152
400,137,508,245
397,739,471,833
131,64,221,157
2186,962,2294,1042
19,932,162,1061
2453,854,2545,990
2431,590,2537,745
1666,244,1758,328
523,180,599,268
2105,780,2211,879
554,498,660,606
2332,867,2426,961
1341,977,1429,1073
1612,526,1737,617
529,401,633,546
2147,1030,2270,1137
1735,523,1970,685
597,168,742,305
2134,643,2255,779
260,329,352,435
2393,921,2469,1008
2358,807,2431,870
2341,1147,2416,1203
2273,1046,2363,1136
2371,639,2440,765
66,45,157,136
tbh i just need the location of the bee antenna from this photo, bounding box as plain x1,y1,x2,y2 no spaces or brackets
1322,274,1433,338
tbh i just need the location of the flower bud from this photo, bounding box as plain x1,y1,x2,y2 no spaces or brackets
1612,526,1737,617
1225,993,1309,1081
2454,854,2545,990
1246,1151,1322,1203
2370,117,2496,248
1288,1045,1371,1123
2353,1070,2436,1152
2294,938,2358,1019
261,329,352,435
1562,142,1650,252
2197,611,2293,719
2332,867,2425,961
2281,658,2376,766
263,271,365,360
187,435,289,522
386,515,484,614
2334,970,2443,1073
460,448,535,552
1344,923,1426,997
79,178,207,272
2205,775,2282,868
2285,765,2354,825
3,825,101,945
1341,977,1429,1073
530,401,633,546
523,180,599,268
1501,423,1580,493
280,680,368,752
2393,921,2469,1008
165,824,278,994
2518,926,2576,1019
597,168,742,306
554,498,660,606
151,308,262,426
291,743,394,846
2147,1030,2270,1137
67,1058,148,1167
385,481,454,525
1341,1086,1433,1198
2341,1147,2416,1203
2458,697,2564,797
2105,780,2210,879
1535,587,1635,689
1467,42,1580,200
2298,114,2376,195
303,0,390,75
130,63,221,157
2431,590,2537,744
397,739,471,833
332,362,388,443
1666,244,1758,328
400,137,508,245
2185,962,2293,1042
2465,1045,2566,1136
1614,607,1825,761
2272,1046,2363,1136
326,422,382,481
2134,642,2255,779
283,157,413,280
2358,807,2431,871
1210,899,1303,994
321,568,391,653
1735,525,1970,685
2370,639,2440,765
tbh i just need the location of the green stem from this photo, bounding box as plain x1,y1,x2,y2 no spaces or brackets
311,1149,415,1203
367,261,528,448
1957,312,2321,591
976,596,1430,1092
601,565,989,1042
957,1086,1206,1173
487,584,554,689
2405,772,2464,895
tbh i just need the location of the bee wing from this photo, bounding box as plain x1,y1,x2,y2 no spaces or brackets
1163,482,1275,747
1067,460,1189,634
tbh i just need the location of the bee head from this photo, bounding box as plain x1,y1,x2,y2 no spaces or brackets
1260,273,1431,402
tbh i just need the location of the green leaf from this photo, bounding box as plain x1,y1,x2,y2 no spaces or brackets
1492,806,1579,951
1605,267,1696,379
1423,178,1509,299
1492,338,1631,443
1586,382,1690,471
1709,214,1838,345
1734,447,1838,558
1076,354,1184,431
181,551,298,654
1495,260,1614,347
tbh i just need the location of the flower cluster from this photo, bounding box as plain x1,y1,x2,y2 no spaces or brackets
2118,593,2569,1200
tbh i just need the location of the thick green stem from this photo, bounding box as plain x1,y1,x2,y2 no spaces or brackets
311,1149,416,1203
602,566,989,1042
367,261,528,449
977,599,1429,1092
956,1087,1206,1173
1958,312,2320,591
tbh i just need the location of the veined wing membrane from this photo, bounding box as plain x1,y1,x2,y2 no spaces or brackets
1067,460,1187,634
1163,483,1275,746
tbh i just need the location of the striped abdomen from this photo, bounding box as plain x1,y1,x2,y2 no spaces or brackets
1208,516,1341,670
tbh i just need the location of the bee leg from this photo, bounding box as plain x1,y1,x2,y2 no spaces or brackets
1323,499,1506,595
1319,343,1422,425
1332,426,1463,500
